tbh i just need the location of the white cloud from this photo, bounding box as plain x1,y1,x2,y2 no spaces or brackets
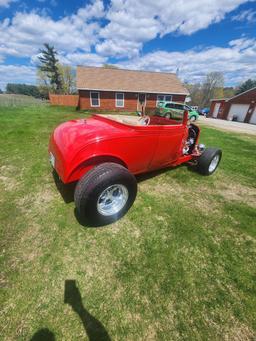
232,8,256,22
0,0,13,7
58,52,107,66
1,37,256,88
118,38,256,85
0,0,253,61
0,0,105,61
229,37,256,49
76,0,105,20
95,0,252,57
0,64,36,89
231,9,256,23
96,39,142,58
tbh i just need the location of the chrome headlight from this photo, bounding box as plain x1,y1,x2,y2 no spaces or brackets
198,144,206,152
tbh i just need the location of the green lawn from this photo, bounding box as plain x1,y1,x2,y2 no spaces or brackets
1,105,256,340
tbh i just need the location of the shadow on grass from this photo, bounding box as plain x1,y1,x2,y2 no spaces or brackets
74,207,96,228
52,170,76,203
52,164,194,204
136,166,179,183
64,280,111,341
52,167,178,206
30,281,111,341
30,328,55,341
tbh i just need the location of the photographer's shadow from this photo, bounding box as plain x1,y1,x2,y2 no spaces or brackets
52,170,76,203
64,280,111,341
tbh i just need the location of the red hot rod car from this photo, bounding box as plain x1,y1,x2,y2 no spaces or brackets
49,111,222,225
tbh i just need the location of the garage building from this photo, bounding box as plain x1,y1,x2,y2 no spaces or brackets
209,87,256,124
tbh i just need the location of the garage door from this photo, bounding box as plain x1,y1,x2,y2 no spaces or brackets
249,107,256,125
212,103,220,118
227,104,250,122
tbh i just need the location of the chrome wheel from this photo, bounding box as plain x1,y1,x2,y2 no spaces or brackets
97,184,129,216
209,155,220,173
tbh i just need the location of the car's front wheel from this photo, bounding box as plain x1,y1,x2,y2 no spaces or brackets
74,163,137,226
197,148,222,175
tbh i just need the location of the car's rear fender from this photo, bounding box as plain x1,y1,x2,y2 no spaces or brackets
65,155,128,183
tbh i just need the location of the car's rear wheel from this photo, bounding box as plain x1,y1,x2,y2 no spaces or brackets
74,163,137,226
197,148,222,175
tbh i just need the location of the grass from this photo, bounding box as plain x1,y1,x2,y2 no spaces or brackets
0,94,47,107
0,105,256,340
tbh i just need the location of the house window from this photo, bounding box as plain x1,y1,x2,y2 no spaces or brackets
90,92,100,107
156,94,172,106
165,95,172,102
115,93,124,107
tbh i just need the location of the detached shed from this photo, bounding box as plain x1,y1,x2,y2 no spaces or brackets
77,66,189,111
209,87,256,124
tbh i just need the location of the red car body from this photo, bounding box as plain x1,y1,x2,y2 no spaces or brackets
49,112,200,184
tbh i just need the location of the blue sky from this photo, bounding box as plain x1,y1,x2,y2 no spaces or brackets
0,0,256,89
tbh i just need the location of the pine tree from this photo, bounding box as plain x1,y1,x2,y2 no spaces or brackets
38,43,62,93
235,79,256,95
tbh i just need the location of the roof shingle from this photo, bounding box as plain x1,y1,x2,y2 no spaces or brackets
77,66,189,95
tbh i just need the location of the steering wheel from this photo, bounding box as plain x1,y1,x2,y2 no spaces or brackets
139,115,150,126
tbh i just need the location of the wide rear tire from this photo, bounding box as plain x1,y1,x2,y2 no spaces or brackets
197,148,222,175
74,163,137,226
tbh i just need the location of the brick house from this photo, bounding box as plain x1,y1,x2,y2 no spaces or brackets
77,66,189,112
209,87,256,124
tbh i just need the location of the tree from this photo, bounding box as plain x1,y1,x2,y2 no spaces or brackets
6,83,41,98
38,43,62,93
201,72,224,107
186,83,204,106
37,63,76,97
102,64,119,69
58,64,76,94
0,89,3,94
235,79,256,95
36,69,51,99
223,87,235,98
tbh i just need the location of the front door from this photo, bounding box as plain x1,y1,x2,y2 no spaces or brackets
137,93,146,112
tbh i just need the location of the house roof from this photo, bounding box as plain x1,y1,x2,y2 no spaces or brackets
77,66,189,95
226,86,256,101
210,98,228,102
211,87,256,103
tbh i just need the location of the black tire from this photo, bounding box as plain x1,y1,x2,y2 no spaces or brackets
197,148,222,175
74,163,137,226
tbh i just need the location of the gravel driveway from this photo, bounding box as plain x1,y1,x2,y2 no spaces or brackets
198,117,256,135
